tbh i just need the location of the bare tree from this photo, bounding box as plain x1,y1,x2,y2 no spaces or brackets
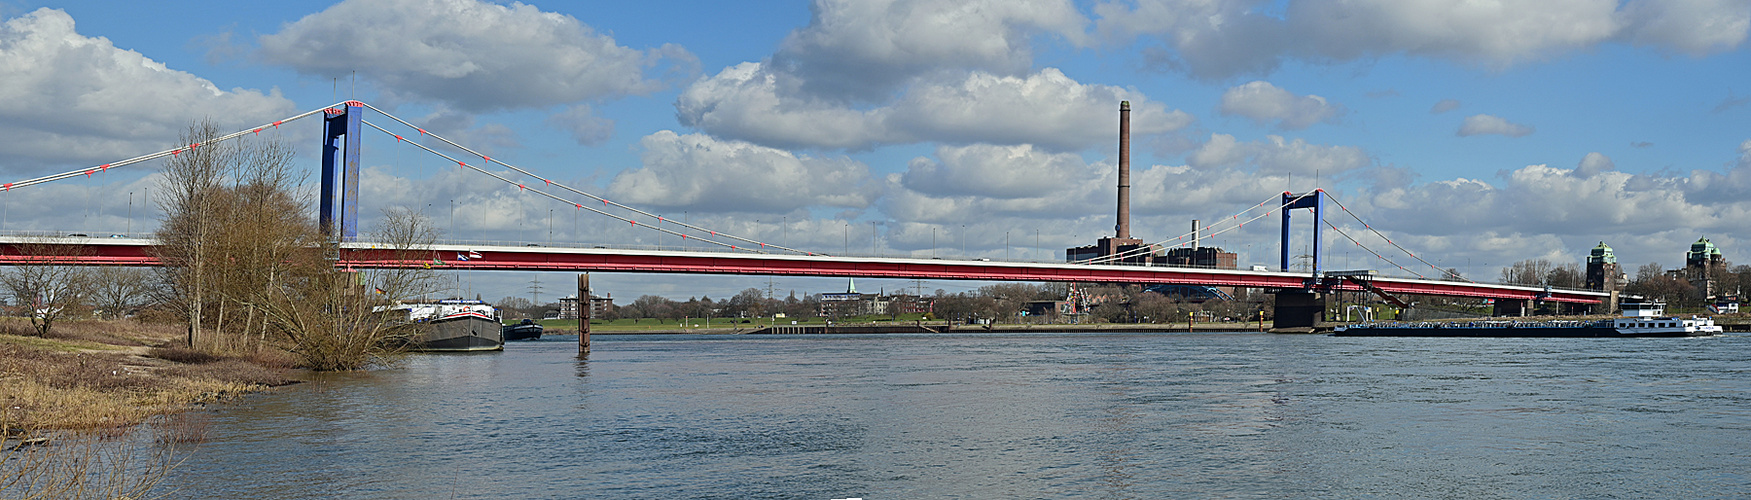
1500,259,1555,286
0,238,95,337
153,121,236,348
88,267,150,320
1545,263,1584,289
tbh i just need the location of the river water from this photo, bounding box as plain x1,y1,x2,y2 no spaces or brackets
159,332,1750,499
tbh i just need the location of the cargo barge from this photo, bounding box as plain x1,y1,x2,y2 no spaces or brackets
1334,302,1722,338
384,299,505,351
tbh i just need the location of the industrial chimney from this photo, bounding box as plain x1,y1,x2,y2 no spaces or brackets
1117,101,1131,239
1192,219,1200,249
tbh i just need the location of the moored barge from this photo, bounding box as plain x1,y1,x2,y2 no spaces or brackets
387,299,505,351
1334,302,1723,338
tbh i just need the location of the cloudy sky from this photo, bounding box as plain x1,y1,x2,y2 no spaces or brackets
4,0,1751,302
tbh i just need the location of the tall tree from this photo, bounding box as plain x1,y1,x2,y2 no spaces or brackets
154,121,236,348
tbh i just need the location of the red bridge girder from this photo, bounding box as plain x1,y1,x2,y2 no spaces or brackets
0,238,1605,304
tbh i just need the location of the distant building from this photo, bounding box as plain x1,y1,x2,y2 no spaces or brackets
1023,300,1073,319
1584,241,1626,292
816,278,933,317
1164,247,1237,269
1684,237,1729,299
1066,238,1157,264
558,292,614,319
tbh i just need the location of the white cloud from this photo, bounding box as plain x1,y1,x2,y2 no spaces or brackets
774,0,1088,100
1457,114,1535,137
606,131,877,213
1330,148,1751,272
885,69,1193,150
900,144,1090,199
1218,81,1342,129
1430,99,1462,114
1575,151,1616,178
673,62,883,150
677,65,1192,151
0,8,295,173
1096,0,1750,79
413,110,521,157
258,0,696,112
546,104,614,146
1622,0,1751,55
1187,134,1370,176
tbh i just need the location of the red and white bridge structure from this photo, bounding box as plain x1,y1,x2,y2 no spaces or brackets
0,100,1611,329
0,235,1608,313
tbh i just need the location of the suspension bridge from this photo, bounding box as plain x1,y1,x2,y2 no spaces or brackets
0,101,1610,329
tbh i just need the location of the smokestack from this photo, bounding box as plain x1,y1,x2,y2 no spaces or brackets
1192,219,1200,249
1117,101,1131,239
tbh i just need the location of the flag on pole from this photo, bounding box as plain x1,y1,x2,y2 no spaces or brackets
467,251,482,260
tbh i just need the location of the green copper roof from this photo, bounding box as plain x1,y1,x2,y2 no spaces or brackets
1588,241,1616,264
1688,237,1721,260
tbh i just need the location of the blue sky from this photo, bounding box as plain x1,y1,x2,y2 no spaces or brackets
3,0,1750,303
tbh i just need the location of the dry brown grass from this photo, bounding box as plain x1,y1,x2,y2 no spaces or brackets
0,317,293,432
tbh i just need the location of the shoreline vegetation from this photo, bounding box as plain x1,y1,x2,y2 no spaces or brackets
1,316,296,498
0,317,296,432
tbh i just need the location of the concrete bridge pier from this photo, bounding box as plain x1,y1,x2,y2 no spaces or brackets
1273,290,1326,331
1493,298,1529,317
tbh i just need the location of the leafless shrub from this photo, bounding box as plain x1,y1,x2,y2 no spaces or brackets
154,412,210,446
0,421,179,500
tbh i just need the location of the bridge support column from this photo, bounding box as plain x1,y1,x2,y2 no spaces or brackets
321,102,363,242
1493,298,1528,317
578,273,591,356
1272,290,1325,331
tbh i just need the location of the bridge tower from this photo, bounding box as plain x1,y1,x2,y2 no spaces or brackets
321,101,364,242
1274,190,1327,331
1279,189,1325,274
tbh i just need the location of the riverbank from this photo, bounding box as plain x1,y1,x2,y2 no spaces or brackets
0,318,295,432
